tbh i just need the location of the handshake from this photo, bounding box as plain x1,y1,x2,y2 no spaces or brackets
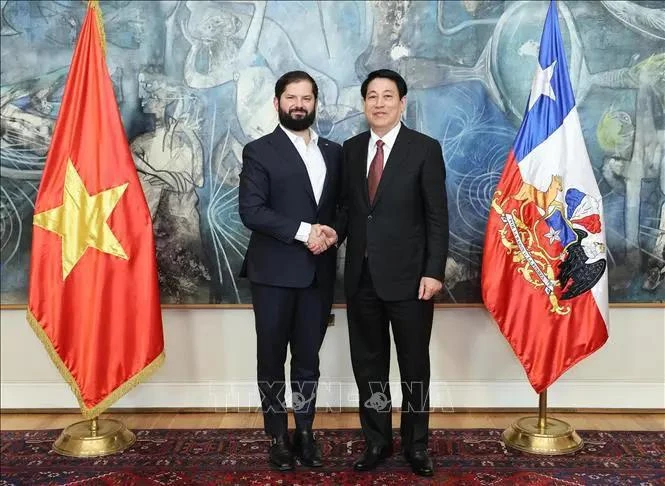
306,224,338,255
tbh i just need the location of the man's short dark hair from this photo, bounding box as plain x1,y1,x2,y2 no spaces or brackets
275,71,318,100
360,69,408,99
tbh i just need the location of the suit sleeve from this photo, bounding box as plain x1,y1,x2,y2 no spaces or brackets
421,138,449,281
332,142,350,244
238,143,302,244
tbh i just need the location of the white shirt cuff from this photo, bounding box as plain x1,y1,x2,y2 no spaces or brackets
295,222,312,243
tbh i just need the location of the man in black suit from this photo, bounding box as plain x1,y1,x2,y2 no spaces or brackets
238,71,342,471
323,69,448,476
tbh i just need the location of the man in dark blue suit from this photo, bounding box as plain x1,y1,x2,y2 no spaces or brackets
238,71,342,471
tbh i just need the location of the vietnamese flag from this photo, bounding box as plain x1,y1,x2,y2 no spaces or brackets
26,1,164,418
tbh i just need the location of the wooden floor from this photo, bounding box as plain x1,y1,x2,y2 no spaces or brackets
1,412,663,431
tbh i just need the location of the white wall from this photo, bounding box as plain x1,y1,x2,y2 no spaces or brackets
1,307,664,410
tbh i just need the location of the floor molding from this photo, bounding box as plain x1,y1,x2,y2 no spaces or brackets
2,407,664,414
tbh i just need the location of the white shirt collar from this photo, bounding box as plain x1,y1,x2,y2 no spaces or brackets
370,122,401,149
280,124,319,145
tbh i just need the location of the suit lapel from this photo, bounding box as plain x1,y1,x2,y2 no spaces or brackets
269,126,317,205
317,138,332,211
371,124,412,208
355,132,371,209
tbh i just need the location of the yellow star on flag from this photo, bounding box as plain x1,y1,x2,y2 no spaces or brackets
33,158,129,279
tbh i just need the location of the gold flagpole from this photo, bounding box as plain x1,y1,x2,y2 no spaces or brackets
502,389,583,455
538,390,547,431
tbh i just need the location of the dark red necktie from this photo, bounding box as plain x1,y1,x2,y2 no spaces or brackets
368,139,384,204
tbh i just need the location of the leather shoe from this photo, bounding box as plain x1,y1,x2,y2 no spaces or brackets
404,449,434,477
292,429,323,467
268,435,294,471
353,444,393,471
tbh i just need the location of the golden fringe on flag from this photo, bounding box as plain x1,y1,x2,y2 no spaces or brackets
87,0,106,55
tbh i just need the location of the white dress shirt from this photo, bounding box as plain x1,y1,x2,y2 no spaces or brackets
366,122,401,176
279,125,327,243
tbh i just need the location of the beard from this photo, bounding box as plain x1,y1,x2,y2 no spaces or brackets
278,106,316,131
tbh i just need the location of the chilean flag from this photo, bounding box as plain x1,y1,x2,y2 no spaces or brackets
481,0,608,393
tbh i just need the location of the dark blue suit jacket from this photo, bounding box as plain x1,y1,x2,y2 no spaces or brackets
239,126,343,288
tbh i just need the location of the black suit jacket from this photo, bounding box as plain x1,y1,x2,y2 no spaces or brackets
239,126,342,288
335,124,448,301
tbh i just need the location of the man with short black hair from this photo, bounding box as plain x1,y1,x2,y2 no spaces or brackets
321,69,449,477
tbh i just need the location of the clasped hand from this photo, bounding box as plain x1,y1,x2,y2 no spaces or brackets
307,224,337,255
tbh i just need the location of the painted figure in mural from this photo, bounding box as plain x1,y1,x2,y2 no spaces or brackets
1,88,53,159
597,54,665,292
181,0,266,90
131,69,210,303
325,69,449,477
628,60,664,293
238,71,342,471
0,68,69,160
0,69,69,280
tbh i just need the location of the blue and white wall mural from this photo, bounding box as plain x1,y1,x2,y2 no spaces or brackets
1,1,663,304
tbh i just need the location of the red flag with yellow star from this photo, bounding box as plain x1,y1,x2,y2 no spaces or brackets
27,2,164,419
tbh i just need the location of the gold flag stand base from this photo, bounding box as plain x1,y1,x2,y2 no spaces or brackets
53,417,136,457
502,390,583,455
502,416,583,455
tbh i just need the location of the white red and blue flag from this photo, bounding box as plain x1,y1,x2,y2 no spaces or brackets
482,0,609,393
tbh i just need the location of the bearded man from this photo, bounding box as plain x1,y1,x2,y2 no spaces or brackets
238,71,343,471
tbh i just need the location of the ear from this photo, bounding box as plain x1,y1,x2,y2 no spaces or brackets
273,96,279,112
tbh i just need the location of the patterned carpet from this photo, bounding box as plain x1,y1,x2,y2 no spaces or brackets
1,428,663,485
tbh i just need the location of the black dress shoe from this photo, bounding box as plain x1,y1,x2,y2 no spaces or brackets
292,429,323,467
353,444,393,471
404,449,434,477
269,435,294,471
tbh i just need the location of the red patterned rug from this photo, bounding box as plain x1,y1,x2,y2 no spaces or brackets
1,428,663,485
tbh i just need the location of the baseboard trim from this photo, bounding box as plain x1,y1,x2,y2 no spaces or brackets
2,407,664,414
2,381,663,410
